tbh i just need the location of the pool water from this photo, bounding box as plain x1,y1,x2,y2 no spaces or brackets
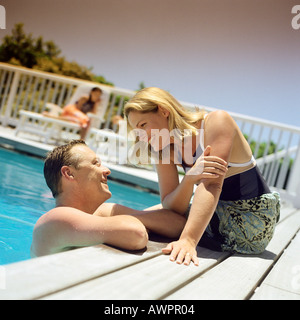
0,147,160,265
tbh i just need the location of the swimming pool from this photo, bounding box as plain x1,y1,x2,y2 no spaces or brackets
0,147,160,265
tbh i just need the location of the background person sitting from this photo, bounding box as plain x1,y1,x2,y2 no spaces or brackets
61,87,103,139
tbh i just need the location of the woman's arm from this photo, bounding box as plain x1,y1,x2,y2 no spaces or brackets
156,146,228,215
92,101,99,114
162,111,236,265
156,162,194,215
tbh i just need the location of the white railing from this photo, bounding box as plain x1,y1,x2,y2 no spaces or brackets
182,103,300,208
0,63,135,128
0,63,299,208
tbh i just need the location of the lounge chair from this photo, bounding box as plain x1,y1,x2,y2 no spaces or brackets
15,108,81,144
15,85,110,144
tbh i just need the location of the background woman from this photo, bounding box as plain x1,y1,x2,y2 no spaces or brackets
62,87,102,139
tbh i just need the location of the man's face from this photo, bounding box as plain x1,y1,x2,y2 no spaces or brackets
70,145,112,202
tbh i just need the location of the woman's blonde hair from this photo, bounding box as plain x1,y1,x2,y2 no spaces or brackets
124,87,206,137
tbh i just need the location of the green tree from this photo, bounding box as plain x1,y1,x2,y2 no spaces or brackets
0,23,37,67
138,82,146,90
0,23,113,86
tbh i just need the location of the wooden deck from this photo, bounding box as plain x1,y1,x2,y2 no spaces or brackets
0,201,299,300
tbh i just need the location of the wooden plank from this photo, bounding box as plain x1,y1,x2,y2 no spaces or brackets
251,231,300,299
278,202,298,223
251,284,300,300
165,210,300,300
1,196,298,300
41,247,230,300
0,241,165,300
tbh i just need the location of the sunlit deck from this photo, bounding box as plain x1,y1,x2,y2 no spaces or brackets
0,200,299,300
0,125,299,300
0,63,299,300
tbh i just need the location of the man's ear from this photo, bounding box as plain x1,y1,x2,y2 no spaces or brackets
158,105,170,118
61,166,75,180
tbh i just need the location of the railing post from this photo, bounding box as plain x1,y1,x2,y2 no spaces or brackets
2,70,20,127
287,140,300,208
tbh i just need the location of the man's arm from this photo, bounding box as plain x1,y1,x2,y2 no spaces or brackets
94,203,186,238
31,207,148,257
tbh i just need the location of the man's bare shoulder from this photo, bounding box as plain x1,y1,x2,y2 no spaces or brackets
31,206,88,257
31,204,148,258
35,206,85,226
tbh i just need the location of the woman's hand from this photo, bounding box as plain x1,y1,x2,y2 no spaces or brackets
185,145,227,185
162,238,199,266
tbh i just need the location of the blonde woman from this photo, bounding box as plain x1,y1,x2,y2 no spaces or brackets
124,87,280,266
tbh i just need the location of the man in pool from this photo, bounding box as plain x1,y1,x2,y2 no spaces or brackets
31,140,187,257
